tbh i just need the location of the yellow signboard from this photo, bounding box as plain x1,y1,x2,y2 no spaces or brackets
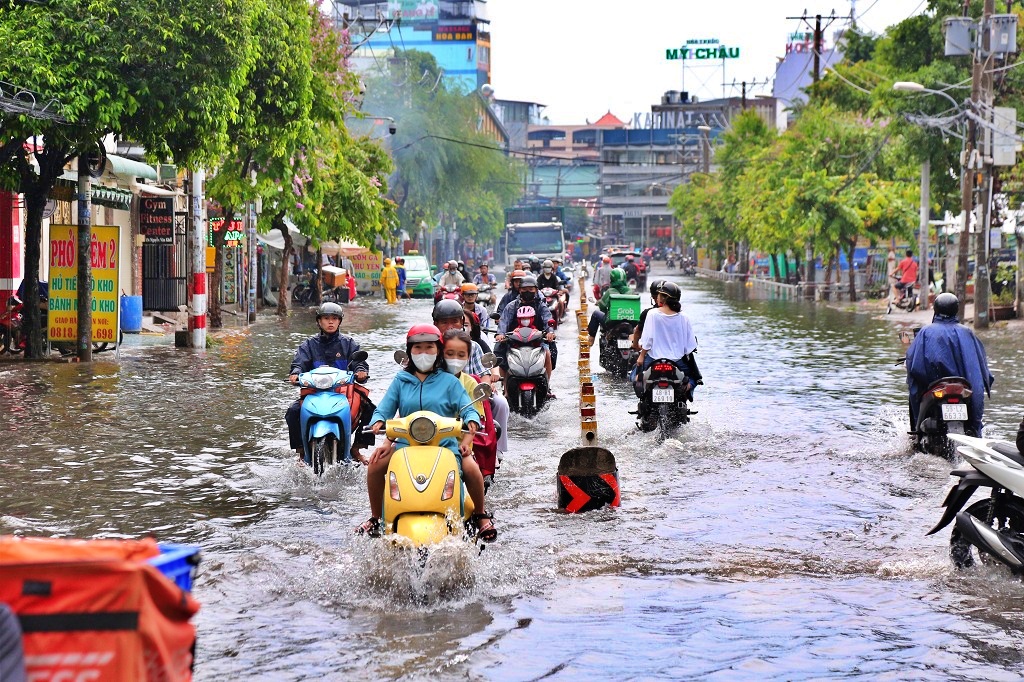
47,225,120,343
347,250,383,294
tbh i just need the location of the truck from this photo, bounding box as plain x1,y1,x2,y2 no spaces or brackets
504,206,565,266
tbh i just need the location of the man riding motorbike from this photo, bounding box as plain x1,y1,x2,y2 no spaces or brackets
286,302,373,462
495,275,556,389
622,255,640,285
360,324,495,541
894,248,919,303
473,263,497,287
433,299,511,464
593,255,612,294
461,283,489,326
586,267,632,344
536,259,564,293
496,269,526,316
905,292,993,437
551,257,571,288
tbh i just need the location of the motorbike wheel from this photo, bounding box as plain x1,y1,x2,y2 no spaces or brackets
0,327,11,354
311,435,336,476
950,497,1024,570
520,389,535,418
909,295,918,313
886,300,894,314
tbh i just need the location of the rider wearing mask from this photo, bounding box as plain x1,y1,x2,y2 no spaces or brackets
433,300,511,465
587,267,632,343
287,303,372,460
439,260,465,289
905,292,993,437
496,275,556,387
360,324,495,541
496,269,526,315
536,259,563,292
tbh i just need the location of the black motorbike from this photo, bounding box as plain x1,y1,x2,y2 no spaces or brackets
666,256,676,270
912,376,976,458
635,358,696,439
598,319,638,379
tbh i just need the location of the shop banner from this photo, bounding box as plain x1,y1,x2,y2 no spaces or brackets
47,225,120,343
347,251,382,294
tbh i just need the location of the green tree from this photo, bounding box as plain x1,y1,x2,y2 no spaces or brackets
362,50,521,248
0,0,254,357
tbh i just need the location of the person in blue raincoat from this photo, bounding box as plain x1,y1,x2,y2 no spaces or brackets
905,293,994,436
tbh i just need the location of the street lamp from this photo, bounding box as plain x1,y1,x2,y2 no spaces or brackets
697,125,711,175
353,113,397,135
892,81,961,110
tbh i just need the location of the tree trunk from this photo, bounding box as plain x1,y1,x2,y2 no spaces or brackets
274,211,291,316
314,247,323,303
18,144,68,359
847,238,858,301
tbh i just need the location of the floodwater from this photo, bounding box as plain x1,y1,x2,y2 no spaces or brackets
2,267,1024,680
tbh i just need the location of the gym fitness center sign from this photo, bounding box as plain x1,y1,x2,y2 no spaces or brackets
665,38,740,61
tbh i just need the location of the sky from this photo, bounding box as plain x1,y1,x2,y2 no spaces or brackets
486,0,930,124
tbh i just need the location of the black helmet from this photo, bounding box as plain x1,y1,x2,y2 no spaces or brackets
933,292,959,318
316,302,344,322
649,278,665,297
432,299,465,322
656,281,681,302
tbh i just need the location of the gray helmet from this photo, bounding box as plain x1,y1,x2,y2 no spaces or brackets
542,259,554,270
316,302,344,322
432,298,465,322
933,292,959,318
520,274,538,289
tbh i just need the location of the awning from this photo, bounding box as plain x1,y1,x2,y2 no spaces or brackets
257,222,307,250
132,181,181,197
105,154,157,181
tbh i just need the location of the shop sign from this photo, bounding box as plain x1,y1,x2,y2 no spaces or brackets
47,225,120,343
348,250,383,294
785,30,826,54
387,0,438,22
210,216,244,247
666,38,740,61
433,24,476,41
140,197,174,243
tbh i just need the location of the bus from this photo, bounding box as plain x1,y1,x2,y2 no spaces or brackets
504,207,565,265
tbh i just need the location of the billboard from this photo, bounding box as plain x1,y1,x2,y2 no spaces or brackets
47,225,120,344
388,0,438,22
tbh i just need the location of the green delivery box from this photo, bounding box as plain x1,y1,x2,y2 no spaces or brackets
608,294,641,321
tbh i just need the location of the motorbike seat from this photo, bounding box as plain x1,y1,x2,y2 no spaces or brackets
992,442,1024,466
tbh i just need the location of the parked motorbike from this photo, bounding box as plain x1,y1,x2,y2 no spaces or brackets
634,358,696,439
0,295,24,354
927,434,1024,573
887,274,919,314
295,350,369,475
291,270,318,307
380,385,493,546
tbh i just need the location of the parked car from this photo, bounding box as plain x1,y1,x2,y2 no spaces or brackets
402,254,436,298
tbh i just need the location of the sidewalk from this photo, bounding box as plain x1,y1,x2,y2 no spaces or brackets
855,298,1024,333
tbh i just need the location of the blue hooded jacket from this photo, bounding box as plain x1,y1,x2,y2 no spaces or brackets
370,367,481,451
905,314,994,433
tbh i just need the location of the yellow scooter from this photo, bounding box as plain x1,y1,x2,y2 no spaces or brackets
381,383,492,547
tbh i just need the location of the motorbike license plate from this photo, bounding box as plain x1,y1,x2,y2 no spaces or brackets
941,403,968,421
652,388,674,403
616,339,632,349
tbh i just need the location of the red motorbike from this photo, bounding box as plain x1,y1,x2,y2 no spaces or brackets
433,284,463,304
0,296,24,354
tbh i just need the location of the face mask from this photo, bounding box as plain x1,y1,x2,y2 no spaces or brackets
520,291,536,302
445,358,468,375
543,267,552,274
411,352,437,372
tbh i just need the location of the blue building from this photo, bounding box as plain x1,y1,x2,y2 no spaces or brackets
331,1,491,93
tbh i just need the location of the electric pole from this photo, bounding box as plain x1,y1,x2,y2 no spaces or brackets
973,0,995,328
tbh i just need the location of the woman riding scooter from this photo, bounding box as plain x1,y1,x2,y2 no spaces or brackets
359,324,496,541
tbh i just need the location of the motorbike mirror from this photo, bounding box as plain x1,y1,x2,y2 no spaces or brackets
473,383,493,401
480,352,497,369
351,350,369,363
547,319,556,327
393,350,408,365
489,312,500,321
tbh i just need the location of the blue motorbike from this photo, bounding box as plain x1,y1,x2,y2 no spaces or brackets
296,351,369,475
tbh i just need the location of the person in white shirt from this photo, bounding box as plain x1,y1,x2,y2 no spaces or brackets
438,260,465,288
636,281,701,391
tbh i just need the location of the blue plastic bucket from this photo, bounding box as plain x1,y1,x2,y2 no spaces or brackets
120,295,143,333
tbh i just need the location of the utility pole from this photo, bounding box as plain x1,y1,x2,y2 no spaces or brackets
76,153,92,362
919,159,930,310
973,0,995,328
190,169,207,349
741,81,747,110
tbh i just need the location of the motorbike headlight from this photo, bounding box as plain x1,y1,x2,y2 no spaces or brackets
409,416,436,443
312,374,335,390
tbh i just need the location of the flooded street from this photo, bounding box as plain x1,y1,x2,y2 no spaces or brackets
3,267,1024,680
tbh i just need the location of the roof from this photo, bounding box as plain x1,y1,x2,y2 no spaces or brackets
593,111,625,127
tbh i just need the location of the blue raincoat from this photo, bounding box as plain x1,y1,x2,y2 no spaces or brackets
905,314,994,434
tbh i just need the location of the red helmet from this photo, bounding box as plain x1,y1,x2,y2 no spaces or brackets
407,323,442,344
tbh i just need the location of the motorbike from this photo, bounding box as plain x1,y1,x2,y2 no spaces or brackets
899,329,976,459
598,318,639,379
291,269,318,307
295,350,370,475
477,283,496,312
666,256,677,270
380,384,493,546
927,434,1024,573
434,284,463,304
635,358,696,438
887,274,919,314
541,287,565,326
0,295,24,354
504,318,549,418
